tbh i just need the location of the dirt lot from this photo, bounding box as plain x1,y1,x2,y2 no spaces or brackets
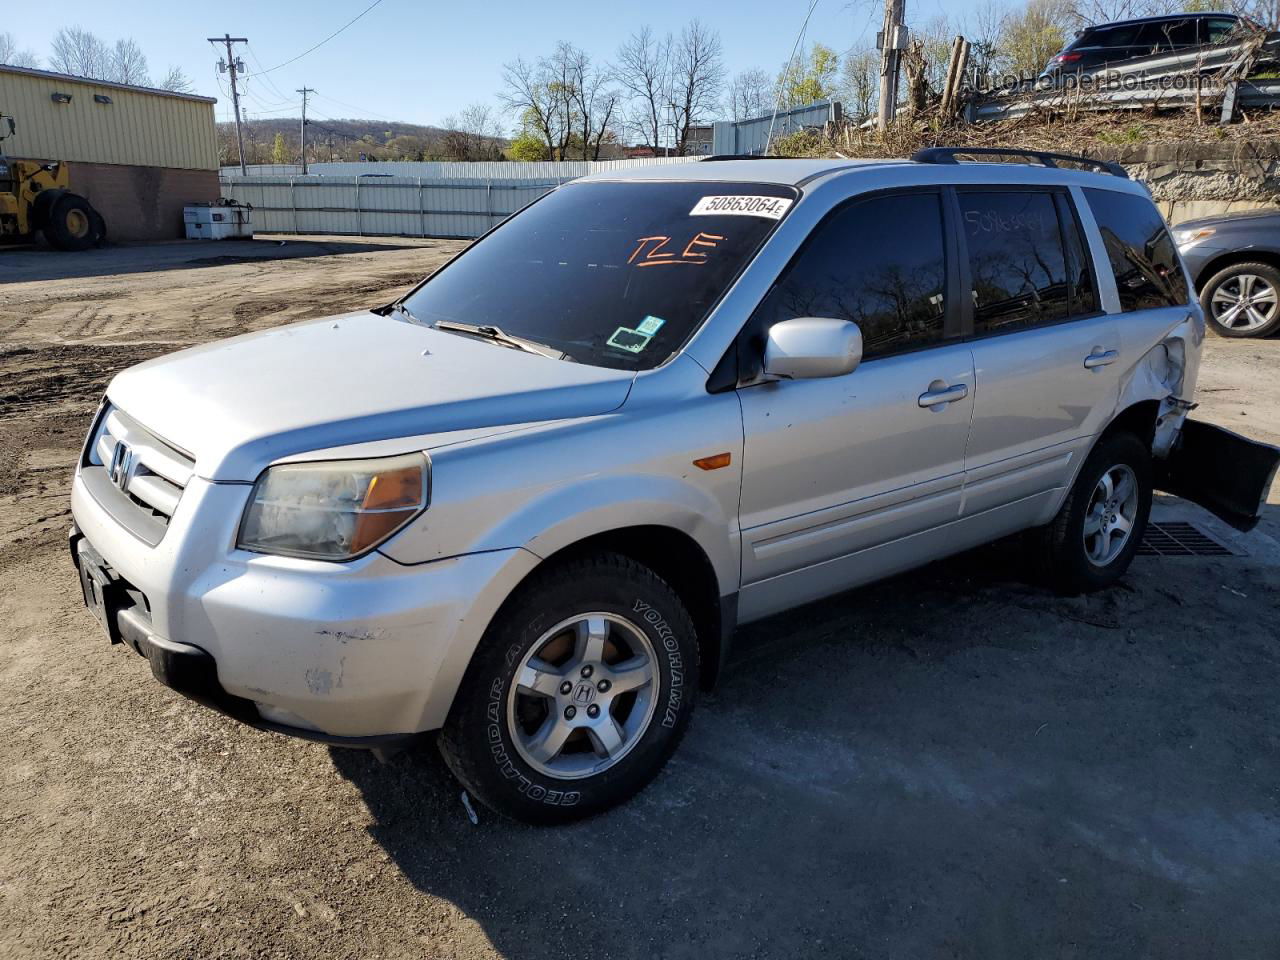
2,237,1278,959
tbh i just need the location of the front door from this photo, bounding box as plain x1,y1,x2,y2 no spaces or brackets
735,190,975,620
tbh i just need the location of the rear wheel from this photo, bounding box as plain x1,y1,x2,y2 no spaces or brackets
439,553,699,824
1031,431,1152,594
1201,262,1280,338
43,194,97,251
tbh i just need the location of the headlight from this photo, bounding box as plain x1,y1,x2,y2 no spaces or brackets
237,453,429,560
1174,226,1216,247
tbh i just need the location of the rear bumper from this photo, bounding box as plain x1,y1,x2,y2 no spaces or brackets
1156,419,1280,532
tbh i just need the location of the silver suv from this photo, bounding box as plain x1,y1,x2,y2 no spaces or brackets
70,150,1279,824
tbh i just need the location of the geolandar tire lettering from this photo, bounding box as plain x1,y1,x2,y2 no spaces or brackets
439,552,700,825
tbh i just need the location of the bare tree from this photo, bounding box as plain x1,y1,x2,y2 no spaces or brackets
562,44,621,160
159,66,193,93
668,19,725,156
615,26,671,151
49,26,110,78
726,67,773,120
442,102,504,161
500,56,568,160
839,50,879,122
109,37,150,85
0,31,40,68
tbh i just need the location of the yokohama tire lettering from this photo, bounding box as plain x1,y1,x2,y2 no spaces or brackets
632,599,684,727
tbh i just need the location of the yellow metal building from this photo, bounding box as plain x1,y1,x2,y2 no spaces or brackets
0,65,219,240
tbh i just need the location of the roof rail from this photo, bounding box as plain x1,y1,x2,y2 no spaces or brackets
701,154,781,161
911,146,1128,179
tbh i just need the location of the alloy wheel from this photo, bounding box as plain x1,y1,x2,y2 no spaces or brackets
507,612,660,780
1211,273,1277,332
1083,464,1139,566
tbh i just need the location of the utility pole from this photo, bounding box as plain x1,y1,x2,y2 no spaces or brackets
208,34,249,174
876,0,907,131
297,87,315,174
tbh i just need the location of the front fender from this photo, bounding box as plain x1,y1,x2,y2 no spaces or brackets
378,389,746,596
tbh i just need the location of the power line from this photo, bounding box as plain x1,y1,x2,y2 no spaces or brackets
243,43,296,104
256,0,387,75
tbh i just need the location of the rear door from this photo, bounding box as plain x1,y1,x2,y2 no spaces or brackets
1082,186,1196,398
958,187,1121,520
736,189,975,618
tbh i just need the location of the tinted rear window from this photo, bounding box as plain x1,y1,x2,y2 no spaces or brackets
1084,188,1188,311
960,191,1071,334
402,180,796,370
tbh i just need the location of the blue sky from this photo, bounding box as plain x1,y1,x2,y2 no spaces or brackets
15,0,973,129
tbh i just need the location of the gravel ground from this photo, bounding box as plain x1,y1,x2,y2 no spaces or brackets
1,237,1278,959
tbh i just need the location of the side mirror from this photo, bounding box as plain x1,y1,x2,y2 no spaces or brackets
1,117,13,139
763,317,863,380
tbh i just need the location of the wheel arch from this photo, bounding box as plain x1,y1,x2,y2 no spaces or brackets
507,524,731,692
1193,249,1280,291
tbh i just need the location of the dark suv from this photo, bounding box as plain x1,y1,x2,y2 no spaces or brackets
1042,12,1246,76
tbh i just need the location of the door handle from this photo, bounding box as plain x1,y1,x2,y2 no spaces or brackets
918,383,968,408
1083,349,1118,369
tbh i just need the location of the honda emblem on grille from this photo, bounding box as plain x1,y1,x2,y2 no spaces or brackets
109,441,133,492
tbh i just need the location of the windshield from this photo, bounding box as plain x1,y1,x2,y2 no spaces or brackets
401,179,798,370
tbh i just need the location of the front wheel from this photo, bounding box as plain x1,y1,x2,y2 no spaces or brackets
1031,431,1152,595
439,553,699,824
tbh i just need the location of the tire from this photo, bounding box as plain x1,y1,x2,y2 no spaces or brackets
42,194,97,252
90,208,107,247
1200,262,1280,338
1031,431,1152,595
439,552,699,825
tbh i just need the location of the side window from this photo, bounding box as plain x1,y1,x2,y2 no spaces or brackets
958,190,1072,334
1084,188,1189,311
752,192,947,360
1056,194,1100,317
1204,18,1237,43
1159,18,1199,47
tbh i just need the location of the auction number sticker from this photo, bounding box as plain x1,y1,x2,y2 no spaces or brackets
690,195,793,219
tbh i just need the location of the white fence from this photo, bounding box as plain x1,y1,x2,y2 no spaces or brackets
218,156,708,238
220,157,700,179
218,175,566,239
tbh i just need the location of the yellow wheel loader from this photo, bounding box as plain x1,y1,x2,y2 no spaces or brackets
0,113,105,251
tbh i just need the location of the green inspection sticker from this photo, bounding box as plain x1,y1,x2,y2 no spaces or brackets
607,327,651,353
636,315,666,336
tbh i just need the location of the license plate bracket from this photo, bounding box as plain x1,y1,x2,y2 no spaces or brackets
76,541,123,644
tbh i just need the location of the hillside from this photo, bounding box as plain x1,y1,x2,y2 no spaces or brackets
216,117,506,165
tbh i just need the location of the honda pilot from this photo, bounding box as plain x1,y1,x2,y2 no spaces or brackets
70,149,1280,823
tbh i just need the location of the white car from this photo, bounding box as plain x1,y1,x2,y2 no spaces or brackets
70,150,1279,823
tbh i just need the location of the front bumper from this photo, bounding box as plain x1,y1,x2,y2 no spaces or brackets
70,470,540,741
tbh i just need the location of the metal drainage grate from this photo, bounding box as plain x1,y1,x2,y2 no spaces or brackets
1139,521,1237,557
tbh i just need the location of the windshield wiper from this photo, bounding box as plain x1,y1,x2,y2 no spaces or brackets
432,319,569,361
388,300,419,324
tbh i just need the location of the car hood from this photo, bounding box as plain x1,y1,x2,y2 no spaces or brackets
1175,209,1280,232
106,311,635,481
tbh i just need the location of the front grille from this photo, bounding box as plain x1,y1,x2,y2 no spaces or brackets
82,404,195,546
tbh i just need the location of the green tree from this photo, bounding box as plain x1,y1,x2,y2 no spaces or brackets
777,43,839,108
508,130,548,161
1003,0,1070,76
270,132,289,165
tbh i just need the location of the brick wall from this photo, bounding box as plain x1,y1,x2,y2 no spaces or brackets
67,162,220,241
